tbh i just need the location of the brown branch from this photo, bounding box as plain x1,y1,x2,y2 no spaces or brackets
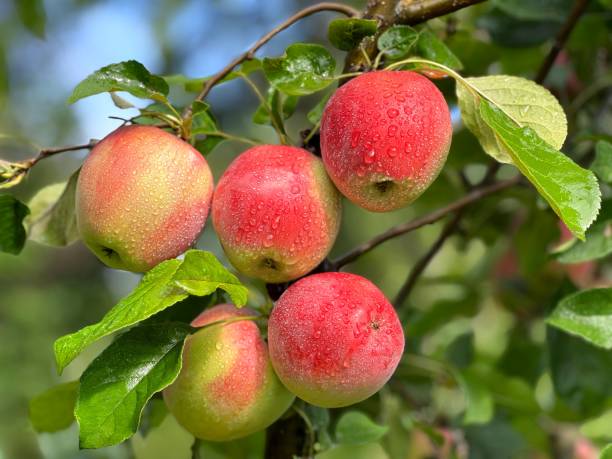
535,0,591,84
344,0,487,72
28,140,97,167
394,211,463,307
332,175,520,269
182,2,359,120
394,0,488,25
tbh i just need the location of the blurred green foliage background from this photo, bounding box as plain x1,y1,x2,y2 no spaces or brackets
0,0,610,458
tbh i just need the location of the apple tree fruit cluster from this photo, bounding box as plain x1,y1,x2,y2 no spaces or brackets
0,0,609,457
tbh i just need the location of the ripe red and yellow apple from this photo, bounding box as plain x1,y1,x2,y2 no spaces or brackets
163,304,294,441
76,125,213,272
212,145,341,283
268,272,405,408
320,70,452,212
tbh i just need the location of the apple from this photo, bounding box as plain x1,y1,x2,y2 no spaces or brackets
268,272,405,407
212,145,341,283
320,70,452,212
163,304,294,441
76,125,213,272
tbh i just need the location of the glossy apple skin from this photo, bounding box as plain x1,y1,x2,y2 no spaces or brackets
320,71,452,212
76,125,213,272
163,304,294,441
268,272,405,408
212,145,341,283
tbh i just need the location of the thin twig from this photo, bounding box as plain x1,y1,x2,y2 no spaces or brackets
332,176,520,269
182,2,359,119
535,0,591,84
28,140,98,167
394,211,463,307
394,0,488,25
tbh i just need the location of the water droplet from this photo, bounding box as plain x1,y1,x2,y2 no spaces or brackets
290,184,300,194
263,234,273,247
215,343,222,350
350,130,360,147
356,166,366,177
387,108,399,119
314,330,321,338
387,125,398,137
387,146,398,157
364,150,376,164
395,94,406,102
343,360,350,368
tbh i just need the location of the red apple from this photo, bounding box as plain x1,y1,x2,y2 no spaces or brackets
163,304,294,441
212,145,341,283
76,125,213,272
320,70,452,212
268,272,405,407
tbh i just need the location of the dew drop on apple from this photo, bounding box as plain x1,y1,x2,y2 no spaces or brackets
364,150,376,164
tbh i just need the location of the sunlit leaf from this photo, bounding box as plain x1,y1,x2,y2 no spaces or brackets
548,288,612,349
173,250,248,306
479,100,600,240
68,60,169,104
54,259,188,373
76,323,190,448
263,44,336,96
457,75,568,163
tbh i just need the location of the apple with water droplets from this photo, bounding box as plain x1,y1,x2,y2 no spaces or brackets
212,145,341,283
76,125,214,272
320,70,452,212
267,272,405,408
163,304,294,441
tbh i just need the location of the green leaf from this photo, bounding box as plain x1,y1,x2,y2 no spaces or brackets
190,101,225,155
68,60,169,104
173,250,248,306
0,194,29,254
456,369,494,425
416,29,463,70
591,141,612,184
328,18,378,51
263,44,336,96
253,88,298,126
179,59,262,93
548,324,612,415
76,323,190,448
29,381,79,433
601,444,612,459
457,75,568,163
547,288,612,350
53,259,188,373
377,25,420,60
479,100,600,240
14,0,46,38
335,411,388,445
555,199,612,263
307,92,332,125
25,169,80,247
